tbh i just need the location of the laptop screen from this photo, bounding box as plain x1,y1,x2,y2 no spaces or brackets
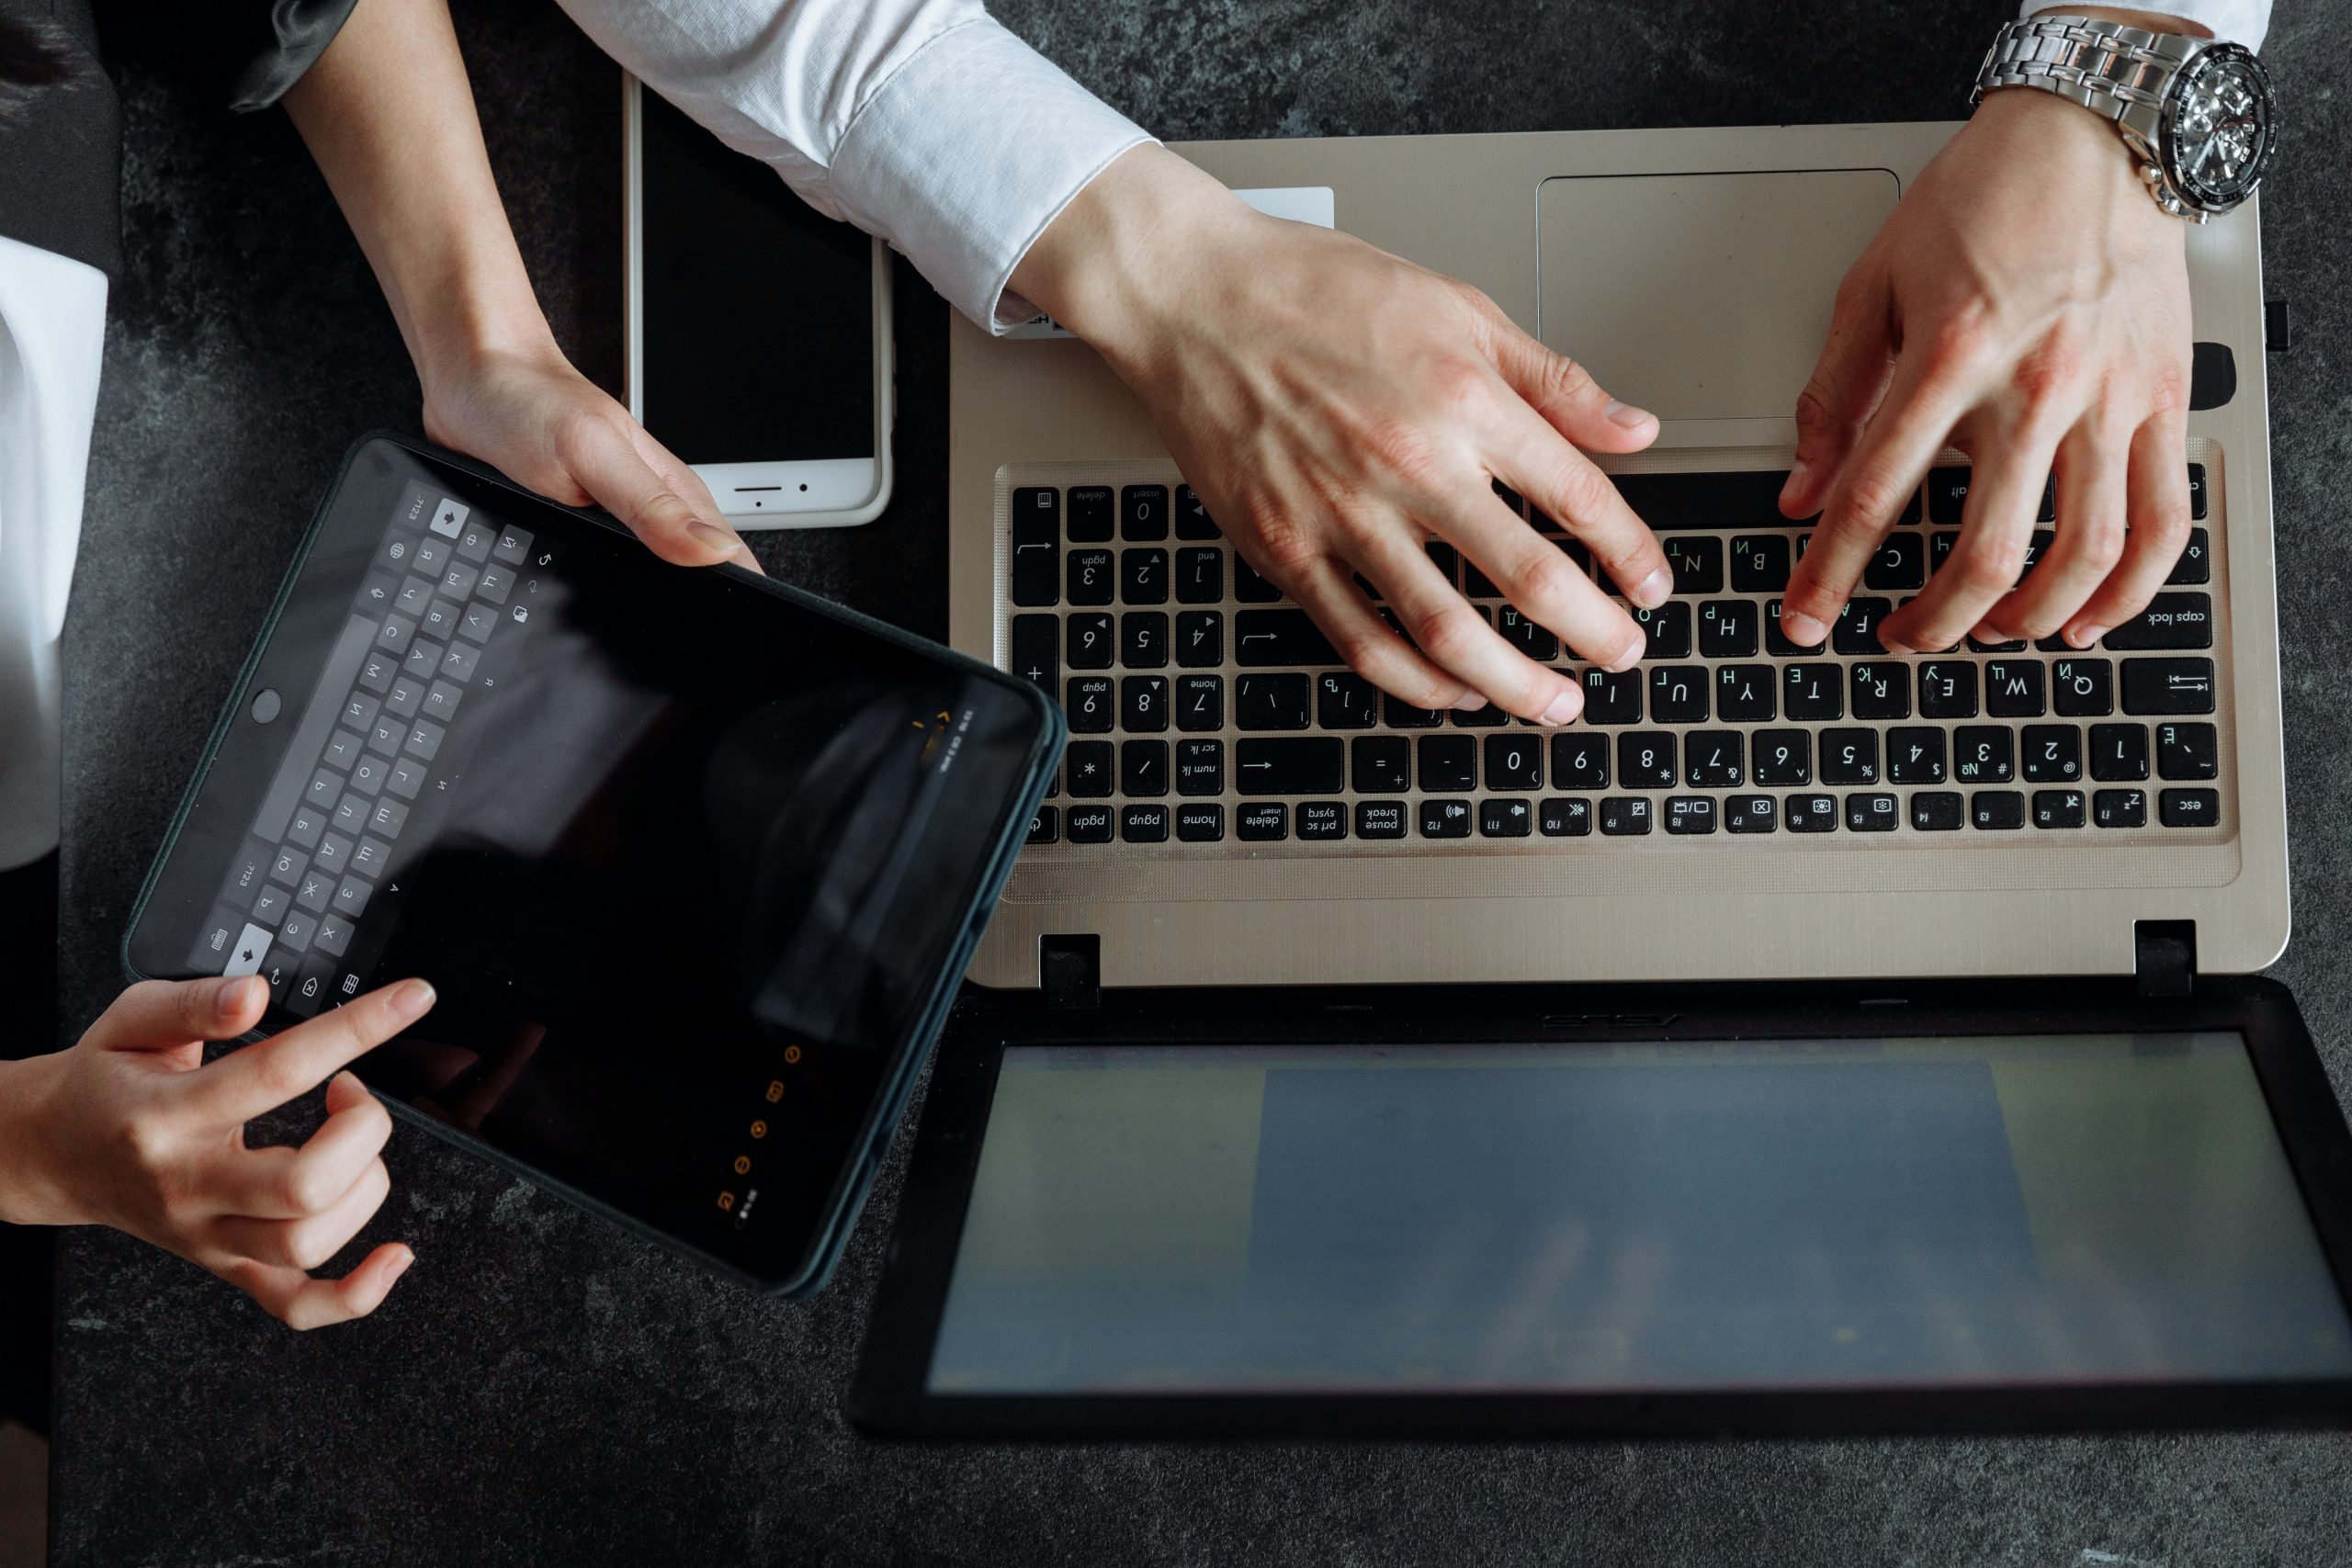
927,1033,2352,1393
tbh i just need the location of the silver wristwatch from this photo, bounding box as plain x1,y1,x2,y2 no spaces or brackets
1973,14,2277,221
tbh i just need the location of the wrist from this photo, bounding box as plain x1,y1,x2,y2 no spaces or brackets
1966,86,2188,243
0,1055,74,1228
401,258,562,402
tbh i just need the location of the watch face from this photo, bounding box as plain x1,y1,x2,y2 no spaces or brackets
2161,43,2276,215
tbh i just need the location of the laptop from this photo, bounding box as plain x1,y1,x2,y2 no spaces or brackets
847,123,2352,1437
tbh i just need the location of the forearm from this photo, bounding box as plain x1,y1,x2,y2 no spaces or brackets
280,0,552,389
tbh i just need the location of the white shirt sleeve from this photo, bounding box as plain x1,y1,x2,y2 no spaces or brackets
555,0,1153,333
2023,0,2269,51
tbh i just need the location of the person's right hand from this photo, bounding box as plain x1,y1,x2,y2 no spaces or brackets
1012,145,1673,726
0,976,435,1329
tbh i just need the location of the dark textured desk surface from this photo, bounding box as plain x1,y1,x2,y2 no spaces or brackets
51,1,2352,1562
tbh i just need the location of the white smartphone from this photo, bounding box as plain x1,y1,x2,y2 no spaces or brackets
624,75,894,528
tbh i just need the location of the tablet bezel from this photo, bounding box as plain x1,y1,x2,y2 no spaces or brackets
849,974,2352,1437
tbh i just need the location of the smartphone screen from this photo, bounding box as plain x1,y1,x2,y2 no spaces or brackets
638,91,876,467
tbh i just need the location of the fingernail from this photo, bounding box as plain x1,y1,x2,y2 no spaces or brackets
388,1248,416,1283
1779,459,1810,507
217,975,263,1019
1603,399,1656,430
1880,637,1916,658
1538,687,1583,727
2069,624,2107,649
1450,693,1489,713
688,519,742,556
1781,610,1827,647
1632,566,1673,609
388,978,436,1023
1606,637,1645,673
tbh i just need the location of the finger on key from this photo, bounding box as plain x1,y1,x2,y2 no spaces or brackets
1284,556,1472,711
194,978,436,1125
209,1071,395,1221
1358,524,1582,723
2064,412,2194,648
1489,404,1671,611
2001,419,2127,643
1447,480,1645,677
1892,425,2060,653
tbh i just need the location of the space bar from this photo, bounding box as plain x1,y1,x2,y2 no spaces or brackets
251,614,377,842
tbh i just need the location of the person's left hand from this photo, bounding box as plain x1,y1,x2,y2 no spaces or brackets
422,339,763,574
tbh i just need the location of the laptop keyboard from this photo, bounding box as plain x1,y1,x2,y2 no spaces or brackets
1000,467,2224,850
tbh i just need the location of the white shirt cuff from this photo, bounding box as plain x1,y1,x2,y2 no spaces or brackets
2022,0,2268,51
823,18,1153,332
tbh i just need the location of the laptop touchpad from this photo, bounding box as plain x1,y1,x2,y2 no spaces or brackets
1537,169,1900,423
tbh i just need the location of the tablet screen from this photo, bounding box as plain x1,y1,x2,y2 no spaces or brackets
130,441,1051,1284
929,1034,2352,1392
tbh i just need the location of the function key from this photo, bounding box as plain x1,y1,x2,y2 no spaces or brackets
1910,791,1964,831
2159,788,2222,828
1664,796,1717,835
1724,795,1778,834
1479,797,1534,838
1011,487,1059,606
2121,657,2215,715
1784,794,1838,833
1540,797,1593,837
1175,484,1219,539
1067,485,1114,542
1972,790,2026,830
2094,788,2148,829
1419,798,1474,838
1844,793,1900,832
2031,789,2087,829
1598,796,1653,836
1121,485,1170,541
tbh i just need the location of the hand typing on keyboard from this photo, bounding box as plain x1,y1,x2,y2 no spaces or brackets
1777,63,2197,659
1012,144,1676,728
0,976,436,1330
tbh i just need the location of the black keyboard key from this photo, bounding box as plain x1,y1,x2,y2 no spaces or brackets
1121,547,1169,604
1235,673,1312,729
1236,608,1340,667
2032,789,2086,829
1122,676,1170,734
1716,663,1776,722
1819,728,1879,784
1984,660,2046,716
1025,806,1060,845
1011,614,1057,694
1617,731,1677,790
1607,469,1790,528
1845,792,1900,832
2094,788,2147,829
1752,729,1812,786
1698,600,1758,659
1910,791,1964,831
2019,528,2054,581
1174,547,1223,604
1317,671,1379,728
1121,484,1169,541
1066,613,1114,669
1833,597,1891,656
1065,740,1114,797
2050,658,2112,716
1122,803,1170,841
1176,674,1224,732
1480,797,1535,838
1865,533,1926,590
1540,797,1593,837
1917,660,1977,719
2103,592,2213,650
2168,528,2211,585
1419,735,1477,792
1649,664,1708,723
1176,803,1225,841
1683,730,1744,789
1237,737,1343,794
1491,479,1525,515
2089,723,2149,782
1599,796,1653,836
2187,463,2208,521
1233,557,1283,604
1175,484,1218,539
1420,799,1474,838
1764,598,1819,656
1424,541,1460,587
1632,602,1692,660
1011,487,1059,605
2121,657,2215,715
1551,731,1610,789
1066,677,1114,733
1849,661,1909,719
2156,721,2219,781
1352,736,1411,794
2021,724,2082,784
1485,733,1544,791
1664,536,1724,594
1665,796,1718,835
1784,663,1842,721
1067,803,1114,842
1122,611,1169,669
1785,793,1839,833
1886,727,1947,784
1496,607,1559,661
1298,801,1349,840
1724,794,1779,833
1968,630,2027,654
1356,800,1408,840
1973,790,2026,830
1120,739,1168,795
1238,803,1290,841
1068,548,1114,605
1928,467,1970,523
1175,610,1223,668
1581,668,1642,725
1731,535,1792,592
1067,485,1114,542
1462,559,1501,599
1952,727,2015,784
2159,787,2221,828
1450,699,1509,729
1385,694,1444,729
1177,739,1225,795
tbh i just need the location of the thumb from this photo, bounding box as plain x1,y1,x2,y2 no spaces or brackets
1782,265,1898,518
1468,294,1658,455
556,411,751,570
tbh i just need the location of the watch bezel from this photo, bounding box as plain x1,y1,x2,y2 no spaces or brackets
2159,41,2277,216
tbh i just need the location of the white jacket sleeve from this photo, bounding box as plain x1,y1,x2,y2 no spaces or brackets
2023,0,2269,51
556,0,1153,332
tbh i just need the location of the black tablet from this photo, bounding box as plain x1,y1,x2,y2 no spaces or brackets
851,976,2352,1436
125,434,1062,1295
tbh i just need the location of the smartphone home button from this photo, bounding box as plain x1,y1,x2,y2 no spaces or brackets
250,688,281,723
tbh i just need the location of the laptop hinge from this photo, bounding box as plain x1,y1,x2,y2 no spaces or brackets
1039,935,1102,1010
2132,920,2197,998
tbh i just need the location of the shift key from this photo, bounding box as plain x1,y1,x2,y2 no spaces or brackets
1234,738,1344,794
2103,592,2213,650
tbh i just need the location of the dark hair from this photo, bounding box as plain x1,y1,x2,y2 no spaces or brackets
0,10,88,122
